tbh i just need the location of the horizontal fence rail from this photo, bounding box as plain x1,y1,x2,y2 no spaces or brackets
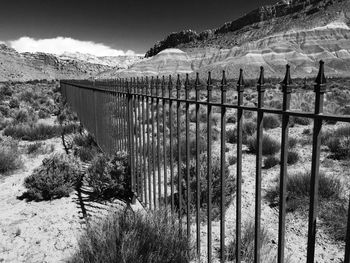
60,61,350,263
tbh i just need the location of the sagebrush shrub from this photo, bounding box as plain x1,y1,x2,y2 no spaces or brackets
247,135,281,156
264,155,279,169
226,121,256,144
4,123,62,141
73,134,100,162
176,152,236,219
86,152,132,201
287,151,299,165
288,137,297,148
323,125,350,159
292,116,310,126
266,171,343,211
0,137,22,174
9,98,20,109
27,142,43,155
70,209,192,263
262,114,280,130
22,154,80,201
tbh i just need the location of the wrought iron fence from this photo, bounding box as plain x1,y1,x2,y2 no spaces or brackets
60,61,350,263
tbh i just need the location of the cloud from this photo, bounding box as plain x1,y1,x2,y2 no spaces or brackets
8,36,137,57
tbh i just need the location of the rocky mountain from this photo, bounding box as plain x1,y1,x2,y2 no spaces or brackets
59,52,143,68
0,44,114,82
104,0,350,79
0,45,143,82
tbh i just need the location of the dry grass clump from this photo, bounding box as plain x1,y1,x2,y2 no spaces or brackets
0,137,22,175
323,125,350,159
225,221,278,262
21,154,80,201
247,135,281,156
70,209,192,263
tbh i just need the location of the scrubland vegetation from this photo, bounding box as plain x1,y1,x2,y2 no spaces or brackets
1,77,349,262
70,209,192,263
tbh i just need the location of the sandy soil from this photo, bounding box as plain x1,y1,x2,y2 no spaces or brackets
0,138,82,263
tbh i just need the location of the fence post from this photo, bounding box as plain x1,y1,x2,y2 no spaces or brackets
255,66,266,263
168,75,175,213
162,76,168,208
278,64,293,263
127,79,135,194
306,60,326,263
176,74,182,229
220,70,227,262
185,73,191,239
195,73,201,260
207,72,213,263
236,69,245,263
345,197,350,262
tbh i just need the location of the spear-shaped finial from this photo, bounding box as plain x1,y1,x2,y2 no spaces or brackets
176,74,181,89
315,60,326,85
221,70,227,86
185,73,190,87
282,64,292,86
237,68,245,87
195,73,200,88
258,66,265,86
207,72,212,86
168,75,173,90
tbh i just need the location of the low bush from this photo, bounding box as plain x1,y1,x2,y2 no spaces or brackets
27,142,43,155
247,135,281,156
228,155,237,165
287,151,299,165
9,98,20,109
266,171,343,212
262,114,280,130
13,108,37,124
3,123,62,141
288,137,298,148
0,84,12,97
319,200,348,241
264,155,279,169
38,109,50,119
323,125,350,159
226,121,256,144
86,152,133,201
0,137,22,174
22,154,80,201
227,112,236,124
225,221,274,262
70,209,192,263
176,152,236,219
0,105,10,117
291,116,311,126
72,133,100,162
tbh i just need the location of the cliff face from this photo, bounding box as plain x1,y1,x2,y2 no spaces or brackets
104,0,350,79
145,0,346,57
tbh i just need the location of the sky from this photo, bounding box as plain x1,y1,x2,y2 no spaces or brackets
0,0,276,56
